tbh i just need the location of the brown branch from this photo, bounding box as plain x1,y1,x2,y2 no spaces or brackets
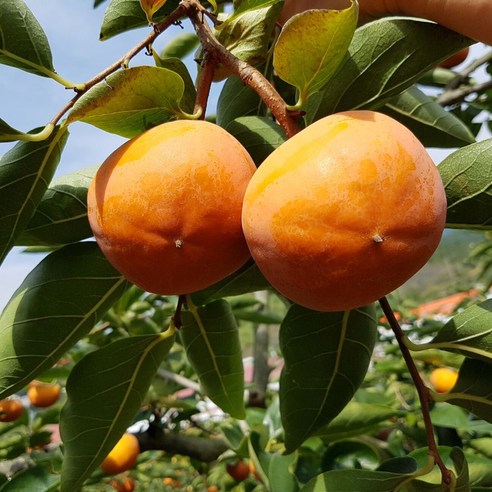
194,52,217,118
379,296,453,487
437,78,492,106
137,424,228,462
444,49,492,91
50,4,189,126
186,0,301,138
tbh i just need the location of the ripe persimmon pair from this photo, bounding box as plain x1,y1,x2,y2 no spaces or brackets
88,111,446,312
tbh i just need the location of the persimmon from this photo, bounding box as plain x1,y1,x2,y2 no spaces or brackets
111,476,135,492
101,433,140,475
438,47,470,69
27,381,61,408
429,367,459,393
88,120,256,296
0,399,24,422
242,111,447,312
226,460,250,481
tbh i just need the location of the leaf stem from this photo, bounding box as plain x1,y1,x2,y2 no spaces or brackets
379,296,453,487
0,123,54,142
186,0,301,138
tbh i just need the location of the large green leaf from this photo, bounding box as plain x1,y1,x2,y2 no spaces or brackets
437,358,492,423
0,241,128,399
0,126,68,266
180,299,245,419
279,305,377,453
417,300,492,363
0,0,54,76
17,165,97,247
216,75,263,128
214,0,282,68
0,466,60,491
0,119,26,143
60,332,175,492
99,0,180,40
160,32,199,59
301,467,416,492
438,139,492,230
152,53,197,114
67,66,189,138
273,1,357,108
406,447,472,491
191,261,270,307
224,116,286,165
305,18,472,123
383,86,475,148
315,402,405,441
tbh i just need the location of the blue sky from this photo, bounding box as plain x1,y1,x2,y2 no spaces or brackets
0,2,489,309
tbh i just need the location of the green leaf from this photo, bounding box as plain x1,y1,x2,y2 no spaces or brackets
439,358,492,423
273,1,358,108
0,118,25,142
383,86,475,148
406,447,471,491
0,466,60,491
0,0,55,77
280,305,377,453
305,18,472,123
0,241,128,399
99,0,180,40
269,452,298,492
60,332,175,492
429,403,471,430
315,402,405,441
421,300,492,363
215,0,283,68
301,468,416,492
191,260,270,306
160,32,199,59
180,300,245,419
0,126,69,266
16,165,97,247
216,76,263,128
152,53,197,114
224,116,287,165
67,66,191,138
438,139,492,230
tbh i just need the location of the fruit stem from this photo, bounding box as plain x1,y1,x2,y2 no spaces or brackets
186,0,301,138
172,295,187,329
379,296,453,487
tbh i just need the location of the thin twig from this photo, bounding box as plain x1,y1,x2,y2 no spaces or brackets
444,49,492,91
49,3,189,126
437,78,492,106
185,0,301,138
379,296,453,487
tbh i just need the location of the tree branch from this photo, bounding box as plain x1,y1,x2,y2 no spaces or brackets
137,424,228,462
437,78,492,106
379,296,453,487
186,0,301,138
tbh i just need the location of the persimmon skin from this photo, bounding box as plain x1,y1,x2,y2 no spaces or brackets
27,381,61,408
429,367,459,393
88,120,256,296
0,399,24,422
242,111,447,312
438,47,470,68
101,433,140,475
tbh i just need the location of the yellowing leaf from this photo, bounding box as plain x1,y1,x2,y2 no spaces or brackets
273,0,358,108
